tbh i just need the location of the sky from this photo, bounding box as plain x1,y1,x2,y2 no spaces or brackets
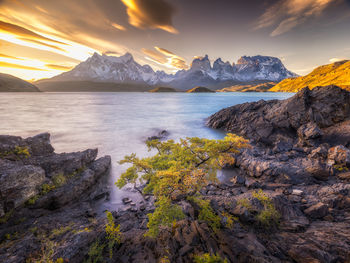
0,0,350,80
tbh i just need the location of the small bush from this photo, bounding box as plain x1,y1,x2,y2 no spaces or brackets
237,198,252,209
86,240,105,263
193,253,228,263
14,146,30,158
105,211,122,258
188,196,221,232
252,190,280,228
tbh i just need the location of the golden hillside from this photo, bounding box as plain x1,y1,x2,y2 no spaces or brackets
270,60,350,92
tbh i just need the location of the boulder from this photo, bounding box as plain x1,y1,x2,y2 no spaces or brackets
0,160,45,212
304,202,328,219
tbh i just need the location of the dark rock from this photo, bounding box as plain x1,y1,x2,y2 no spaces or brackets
207,86,350,145
0,160,45,212
304,202,328,219
147,130,169,141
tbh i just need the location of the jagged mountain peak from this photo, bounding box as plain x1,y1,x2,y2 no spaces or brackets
48,52,297,89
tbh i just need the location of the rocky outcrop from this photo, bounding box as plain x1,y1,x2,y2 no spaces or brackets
0,133,111,262
208,85,350,146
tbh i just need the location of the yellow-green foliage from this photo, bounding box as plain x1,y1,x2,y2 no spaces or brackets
50,224,73,238
14,146,30,158
237,198,252,210
188,196,221,232
333,164,349,172
105,211,122,258
41,184,56,195
193,253,228,263
52,173,67,187
145,197,185,238
86,240,105,263
252,190,280,228
26,195,39,205
117,134,249,237
221,211,237,229
0,146,30,159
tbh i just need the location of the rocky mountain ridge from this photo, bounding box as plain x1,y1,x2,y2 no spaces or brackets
41,52,297,90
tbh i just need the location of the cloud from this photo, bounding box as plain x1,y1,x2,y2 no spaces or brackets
329,57,346,63
0,53,19,59
142,48,167,63
18,38,66,52
0,20,67,45
142,46,188,69
121,0,177,33
45,63,73,70
0,61,47,71
111,23,126,31
103,50,121,56
256,0,336,36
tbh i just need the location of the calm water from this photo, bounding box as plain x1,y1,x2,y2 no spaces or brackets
0,92,293,209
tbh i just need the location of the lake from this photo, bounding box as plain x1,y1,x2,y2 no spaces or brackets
0,92,293,209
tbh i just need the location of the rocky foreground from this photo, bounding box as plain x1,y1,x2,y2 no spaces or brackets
0,133,111,262
1,86,350,262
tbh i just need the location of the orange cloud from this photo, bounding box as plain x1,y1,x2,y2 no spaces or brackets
142,46,188,70
142,48,167,63
45,64,73,70
0,61,47,71
111,23,126,31
18,38,66,52
0,20,67,45
121,0,178,33
0,53,19,59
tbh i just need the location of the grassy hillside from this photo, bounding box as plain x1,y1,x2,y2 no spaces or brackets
0,73,40,92
218,82,276,92
270,60,350,92
149,87,177,92
36,81,152,92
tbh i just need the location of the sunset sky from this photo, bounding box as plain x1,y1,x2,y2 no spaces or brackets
0,0,350,80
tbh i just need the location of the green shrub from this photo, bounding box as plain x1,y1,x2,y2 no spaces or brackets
188,196,221,232
252,190,280,228
86,240,105,263
193,253,228,263
105,211,122,258
237,198,252,209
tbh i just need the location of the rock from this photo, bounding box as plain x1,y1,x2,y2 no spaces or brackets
297,122,323,142
327,145,350,166
122,197,132,204
207,86,350,145
292,189,303,196
338,172,350,180
305,161,330,181
304,202,328,219
147,130,169,141
308,144,329,160
0,160,45,211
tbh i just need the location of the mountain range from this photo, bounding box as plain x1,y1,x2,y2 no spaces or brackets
270,60,350,92
37,52,297,91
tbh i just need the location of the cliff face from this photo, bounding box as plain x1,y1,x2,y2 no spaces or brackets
270,60,350,92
